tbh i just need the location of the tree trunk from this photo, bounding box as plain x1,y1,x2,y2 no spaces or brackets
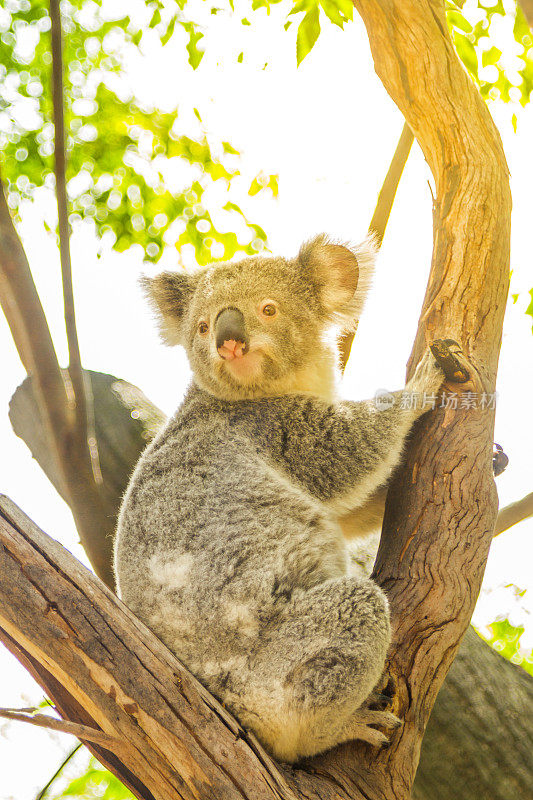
347,0,511,794
414,626,533,799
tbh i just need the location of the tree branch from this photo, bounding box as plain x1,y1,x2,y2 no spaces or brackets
494,491,533,536
519,1,533,30
347,0,511,796
50,0,101,485
0,29,113,585
0,708,122,748
2,494,530,800
0,495,305,800
340,122,414,370
0,179,71,495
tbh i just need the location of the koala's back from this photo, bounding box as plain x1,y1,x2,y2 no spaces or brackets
115,386,348,698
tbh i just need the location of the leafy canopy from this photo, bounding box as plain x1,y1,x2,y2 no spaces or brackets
0,0,274,265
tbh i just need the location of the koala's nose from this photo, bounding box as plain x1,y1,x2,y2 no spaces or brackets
215,307,249,360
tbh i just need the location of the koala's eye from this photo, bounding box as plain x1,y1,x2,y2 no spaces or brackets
198,321,209,335
261,302,278,318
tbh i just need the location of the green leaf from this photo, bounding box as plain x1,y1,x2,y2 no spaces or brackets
247,173,279,196
320,0,345,29
0,0,270,270
161,16,177,46
290,0,313,15
334,0,354,20
482,46,501,67
185,25,205,70
223,201,241,213
149,9,161,29
296,5,321,66
513,6,530,44
447,10,472,32
222,141,240,155
477,617,533,676
453,31,478,79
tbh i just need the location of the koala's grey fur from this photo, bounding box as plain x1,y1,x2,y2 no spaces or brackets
114,235,446,763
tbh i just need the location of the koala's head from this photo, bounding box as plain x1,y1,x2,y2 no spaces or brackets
142,234,376,401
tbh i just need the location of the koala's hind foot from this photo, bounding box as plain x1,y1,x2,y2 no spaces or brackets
340,708,402,748
236,576,392,763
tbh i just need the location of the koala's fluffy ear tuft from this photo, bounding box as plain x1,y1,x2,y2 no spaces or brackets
140,271,198,345
297,234,377,330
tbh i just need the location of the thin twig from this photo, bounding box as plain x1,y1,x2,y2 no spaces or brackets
35,743,82,800
0,707,121,748
49,0,101,484
368,123,415,246
340,122,415,371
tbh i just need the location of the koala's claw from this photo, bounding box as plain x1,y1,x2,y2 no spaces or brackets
430,339,470,384
343,709,403,748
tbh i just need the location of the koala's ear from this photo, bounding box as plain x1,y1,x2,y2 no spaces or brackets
140,271,199,345
297,234,377,329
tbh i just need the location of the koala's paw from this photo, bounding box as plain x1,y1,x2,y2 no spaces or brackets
407,339,471,412
407,345,446,402
342,708,402,748
429,339,470,384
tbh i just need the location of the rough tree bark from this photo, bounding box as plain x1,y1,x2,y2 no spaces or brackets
353,2,511,796
0,1,519,798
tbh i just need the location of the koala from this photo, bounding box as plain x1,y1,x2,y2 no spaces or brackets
114,235,450,763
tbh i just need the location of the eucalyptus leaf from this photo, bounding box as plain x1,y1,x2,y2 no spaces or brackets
296,5,321,66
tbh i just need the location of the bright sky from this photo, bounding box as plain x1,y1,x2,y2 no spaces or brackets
1,3,533,798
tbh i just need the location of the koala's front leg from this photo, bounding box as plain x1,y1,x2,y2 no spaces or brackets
267,340,468,507
337,340,471,537
402,343,446,415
